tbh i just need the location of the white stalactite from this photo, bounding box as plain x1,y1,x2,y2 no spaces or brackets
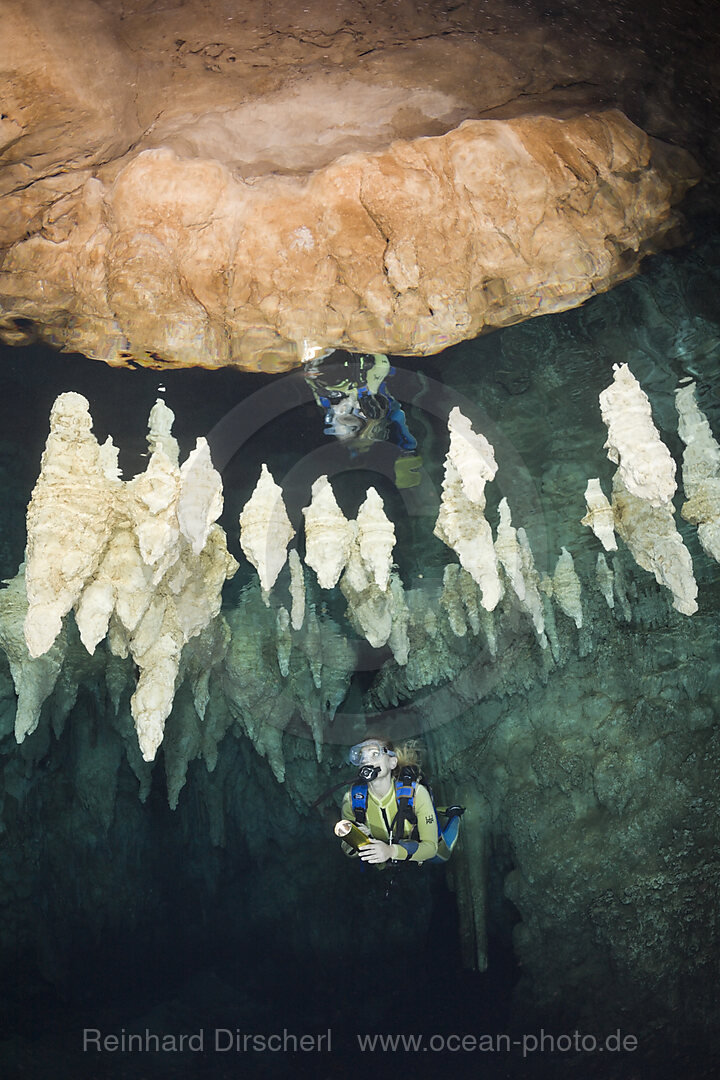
239,463,295,596
147,398,180,466
675,380,720,562
597,366,697,615
288,548,306,630
595,553,615,609
612,476,697,616
178,438,224,556
435,408,502,610
447,406,498,504
581,478,617,551
24,392,119,658
356,487,395,592
0,566,66,744
599,363,676,507
302,476,353,589
495,497,525,601
552,547,583,629
21,392,238,762
517,528,548,646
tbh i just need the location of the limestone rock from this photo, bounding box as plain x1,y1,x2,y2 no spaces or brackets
0,2,699,370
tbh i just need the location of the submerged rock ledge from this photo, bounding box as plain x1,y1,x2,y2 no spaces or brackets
0,0,700,371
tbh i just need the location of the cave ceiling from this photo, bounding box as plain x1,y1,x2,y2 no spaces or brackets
0,0,709,371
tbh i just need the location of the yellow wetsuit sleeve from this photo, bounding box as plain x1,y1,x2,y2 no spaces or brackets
339,789,358,857
391,783,438,864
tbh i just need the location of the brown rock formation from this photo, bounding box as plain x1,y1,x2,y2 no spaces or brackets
0,0,700,371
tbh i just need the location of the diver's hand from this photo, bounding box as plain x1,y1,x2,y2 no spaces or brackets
358,839,393,864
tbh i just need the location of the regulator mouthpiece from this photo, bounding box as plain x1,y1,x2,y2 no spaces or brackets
358,764,381,783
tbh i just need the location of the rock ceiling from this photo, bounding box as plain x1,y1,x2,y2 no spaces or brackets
0,0,702,371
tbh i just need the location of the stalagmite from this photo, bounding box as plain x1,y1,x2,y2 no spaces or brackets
675,381,720,562
340,534,393,649
539,583,561,661
302,476,353,589
288,549,306,631
552,548,583,629
595,553,615,610
434,408,502,610
599,363,676,507
581,478,617,551
239,464,295,596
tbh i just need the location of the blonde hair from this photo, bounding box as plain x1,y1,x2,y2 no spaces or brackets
368,736,424,771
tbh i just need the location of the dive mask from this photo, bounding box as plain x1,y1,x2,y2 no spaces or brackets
348,741,390,767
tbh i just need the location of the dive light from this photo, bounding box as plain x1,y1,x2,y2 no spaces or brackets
334,820,371,851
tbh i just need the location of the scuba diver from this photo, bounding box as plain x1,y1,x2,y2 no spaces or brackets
335,738,464,866
304,352,423,489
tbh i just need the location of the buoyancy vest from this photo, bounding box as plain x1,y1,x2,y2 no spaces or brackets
351,766,424,843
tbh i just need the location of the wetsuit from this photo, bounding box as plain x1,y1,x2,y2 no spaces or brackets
341,781,438,863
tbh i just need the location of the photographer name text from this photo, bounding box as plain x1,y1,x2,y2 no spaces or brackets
83,1028,332,1053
